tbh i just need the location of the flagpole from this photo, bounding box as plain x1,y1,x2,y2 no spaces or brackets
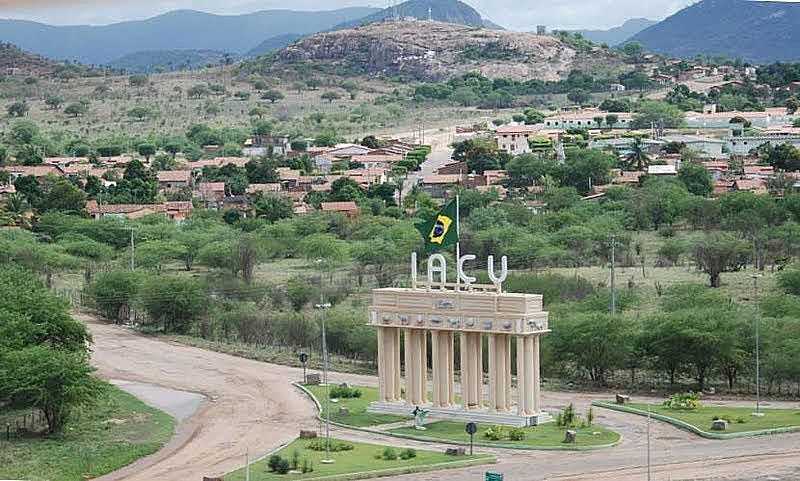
455,194,460,291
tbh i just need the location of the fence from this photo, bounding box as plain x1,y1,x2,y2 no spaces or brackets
2,409,47,440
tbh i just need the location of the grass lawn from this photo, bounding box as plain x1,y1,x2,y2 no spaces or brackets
391,421,620,449
225,437,494,481
304,385,408,427
625,403,800,434
0,383,175,481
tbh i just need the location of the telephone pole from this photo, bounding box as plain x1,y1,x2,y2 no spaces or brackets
610,236,617,315
129,229,135,271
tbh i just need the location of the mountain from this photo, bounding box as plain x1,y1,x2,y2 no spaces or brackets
571,18,657,46
246,33,306,57
333,0,500,30
631,0,800,63
0,7,380,65
0,42,100,77
265,20,622,82
107,49,236,73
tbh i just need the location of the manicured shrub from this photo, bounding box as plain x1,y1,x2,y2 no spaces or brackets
663,392,701,410
267,454,283,472
381,447,398,460
329,385,362,399
275,458,291,475
306,439,353,452
399,448,417,459
484,425,506,441
508,427,526,441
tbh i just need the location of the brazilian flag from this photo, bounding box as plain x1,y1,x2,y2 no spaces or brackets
415,200,458,253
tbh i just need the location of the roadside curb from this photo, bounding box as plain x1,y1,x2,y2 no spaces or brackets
293,383,621,452
593,401,800,440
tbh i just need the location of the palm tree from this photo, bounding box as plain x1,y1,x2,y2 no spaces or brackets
2,193,31,227
625,137,650,172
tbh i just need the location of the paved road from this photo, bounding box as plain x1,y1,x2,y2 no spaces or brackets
85,317,800,481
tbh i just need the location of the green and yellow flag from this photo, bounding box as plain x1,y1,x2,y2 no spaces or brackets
415,200,458,253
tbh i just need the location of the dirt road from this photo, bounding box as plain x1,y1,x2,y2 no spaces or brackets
85,317,800,481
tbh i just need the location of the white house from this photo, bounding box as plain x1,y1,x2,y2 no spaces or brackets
494,124,540,154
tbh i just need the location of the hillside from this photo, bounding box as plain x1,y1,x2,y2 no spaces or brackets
246,33,306,57
107,49,236,73
265,20,622,82
0,42,101,77
333,0,500,30
631,0,800,63
572,18,657,46
0,7,379,65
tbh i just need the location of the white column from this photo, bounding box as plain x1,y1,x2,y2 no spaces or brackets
493,334,507,411
394,328,402,401
381,327,395,401
516,336,527,416
474,333,483,407
524,336,535,416
532,335,541,413
487,334,496,411
419,331,428,404
505,335,512,411
447,332,455,405
377,327,386,402
430,330,441,406
460,333,469,408
403,329,414,403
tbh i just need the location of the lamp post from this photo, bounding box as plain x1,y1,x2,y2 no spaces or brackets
315,300,334,464
299,352,309,385
752,273,764,417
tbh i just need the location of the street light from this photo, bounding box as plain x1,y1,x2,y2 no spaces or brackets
315,300,334,464
752,273,764,417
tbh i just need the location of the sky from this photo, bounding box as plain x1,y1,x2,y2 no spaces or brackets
0,0,708,30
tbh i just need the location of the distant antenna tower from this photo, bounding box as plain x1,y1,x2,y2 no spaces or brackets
428,6,433,21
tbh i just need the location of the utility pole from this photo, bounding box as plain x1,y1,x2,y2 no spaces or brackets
129,229,135,271
316,294,334,464
245,449,250,481
752,274,763,416
610,236,617,315
647,404,652,481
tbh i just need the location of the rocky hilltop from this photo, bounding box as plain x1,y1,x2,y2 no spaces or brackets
272,20,618,82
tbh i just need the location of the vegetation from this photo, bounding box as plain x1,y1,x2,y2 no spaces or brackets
0,384,174,481
304,385,406,427
225,438,493,481
625,403,800,434
391,421,619,449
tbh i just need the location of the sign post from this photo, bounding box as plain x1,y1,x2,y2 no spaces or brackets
465,422,477,456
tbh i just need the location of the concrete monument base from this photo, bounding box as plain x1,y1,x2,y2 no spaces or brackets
368,401,553,427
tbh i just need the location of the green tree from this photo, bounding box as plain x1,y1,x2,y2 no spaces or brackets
777,267,800,296
605,114,619,129
563,148,615,194
86,270,143,322
623,137,650,171
678,162,713,196
129,75,149,87
321,91,341,103
567,89,590,105
128,106,152,121
139,276,207,334
255,194,294,222
0,347,103,433
329,177,365,202
631,101,685,129
7,101,29,117
551,312,634,386
137,143,157,161
63,102,88,117
261,89,284,103
693,233,749,288
45,95,64,110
